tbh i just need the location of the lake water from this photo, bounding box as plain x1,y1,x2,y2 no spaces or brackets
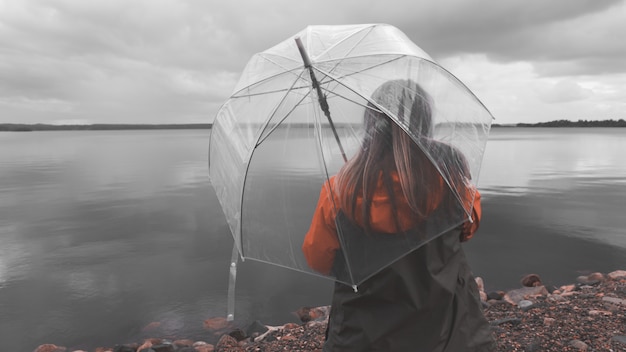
1,128,626,350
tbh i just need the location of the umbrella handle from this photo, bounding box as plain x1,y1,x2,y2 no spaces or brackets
295,37,348,163
226,244,239,321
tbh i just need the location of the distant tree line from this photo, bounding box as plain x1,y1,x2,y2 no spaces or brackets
0,123,212,131
498,119,626,128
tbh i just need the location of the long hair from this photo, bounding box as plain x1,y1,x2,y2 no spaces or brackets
335,80,447,233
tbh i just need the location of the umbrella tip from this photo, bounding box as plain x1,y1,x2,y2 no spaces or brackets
294,37,312,68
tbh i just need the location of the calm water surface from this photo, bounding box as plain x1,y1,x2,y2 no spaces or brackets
1,128,625,350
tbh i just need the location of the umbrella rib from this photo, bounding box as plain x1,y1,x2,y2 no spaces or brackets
317,25,375,77
316,55,406,85
255,87,313,147
238,70,308,259
231,67,303,97
313,24,376,63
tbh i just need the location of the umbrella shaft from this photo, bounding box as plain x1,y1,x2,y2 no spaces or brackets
295,37,348,163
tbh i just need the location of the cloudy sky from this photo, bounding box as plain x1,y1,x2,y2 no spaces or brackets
1,0,624,125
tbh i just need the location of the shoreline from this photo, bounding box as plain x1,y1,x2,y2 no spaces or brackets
33,269,626,352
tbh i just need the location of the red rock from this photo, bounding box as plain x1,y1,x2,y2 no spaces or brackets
294,306,329,322
543,317,555,326
281,335,297,341
203,316,231,331
195,344,215,352
33,344,66,352
475,277,484,291
283,322,300,330
216,334,240,351
142,321,161,331
94,348,112,352
136,341,152,351
608,270,626,280
588,272,605,281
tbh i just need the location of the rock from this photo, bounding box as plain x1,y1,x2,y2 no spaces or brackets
608,270,626,280
588,272,605,281
521,274,542,287
576,272,603,285
588,309,612,316
195,344,215,352
204,317,232,331
613,335,626,345
475,277,484,291
228,328,247,341
486,291,504,300
569,339,588,350
547,294,565,302
294,306,330,322
112,346,135,352
193,341,209,347
518,300,533,309
151,344,174,352
602,296,626,310
283,322,300,330
246,320,269,338
504,286,549,304
142,321,161,332
479,290,487,302
543,317,555,326
216,334,241,351
136,341,152,352
33,345,67,352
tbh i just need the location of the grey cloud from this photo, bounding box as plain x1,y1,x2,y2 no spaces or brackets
1,0,623,124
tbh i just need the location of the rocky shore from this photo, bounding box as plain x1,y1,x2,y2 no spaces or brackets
34,270,626,352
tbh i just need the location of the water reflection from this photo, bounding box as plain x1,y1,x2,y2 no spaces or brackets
479,128,626,195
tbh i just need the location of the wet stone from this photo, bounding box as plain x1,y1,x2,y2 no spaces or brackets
613,335,626,345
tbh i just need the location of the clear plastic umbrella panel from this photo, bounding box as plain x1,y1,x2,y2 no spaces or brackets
209,24,493,314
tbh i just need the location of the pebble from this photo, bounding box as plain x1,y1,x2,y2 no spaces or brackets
569,339,588,350
518,300,533,309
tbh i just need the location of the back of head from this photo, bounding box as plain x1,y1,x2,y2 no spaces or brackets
337,79,443,232
367,79,433,140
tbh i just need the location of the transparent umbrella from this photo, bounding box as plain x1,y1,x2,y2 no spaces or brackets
209,24,493,303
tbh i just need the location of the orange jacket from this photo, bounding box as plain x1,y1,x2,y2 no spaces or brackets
302,173,482,275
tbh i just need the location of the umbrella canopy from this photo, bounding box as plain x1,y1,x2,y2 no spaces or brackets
209,23,493,287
